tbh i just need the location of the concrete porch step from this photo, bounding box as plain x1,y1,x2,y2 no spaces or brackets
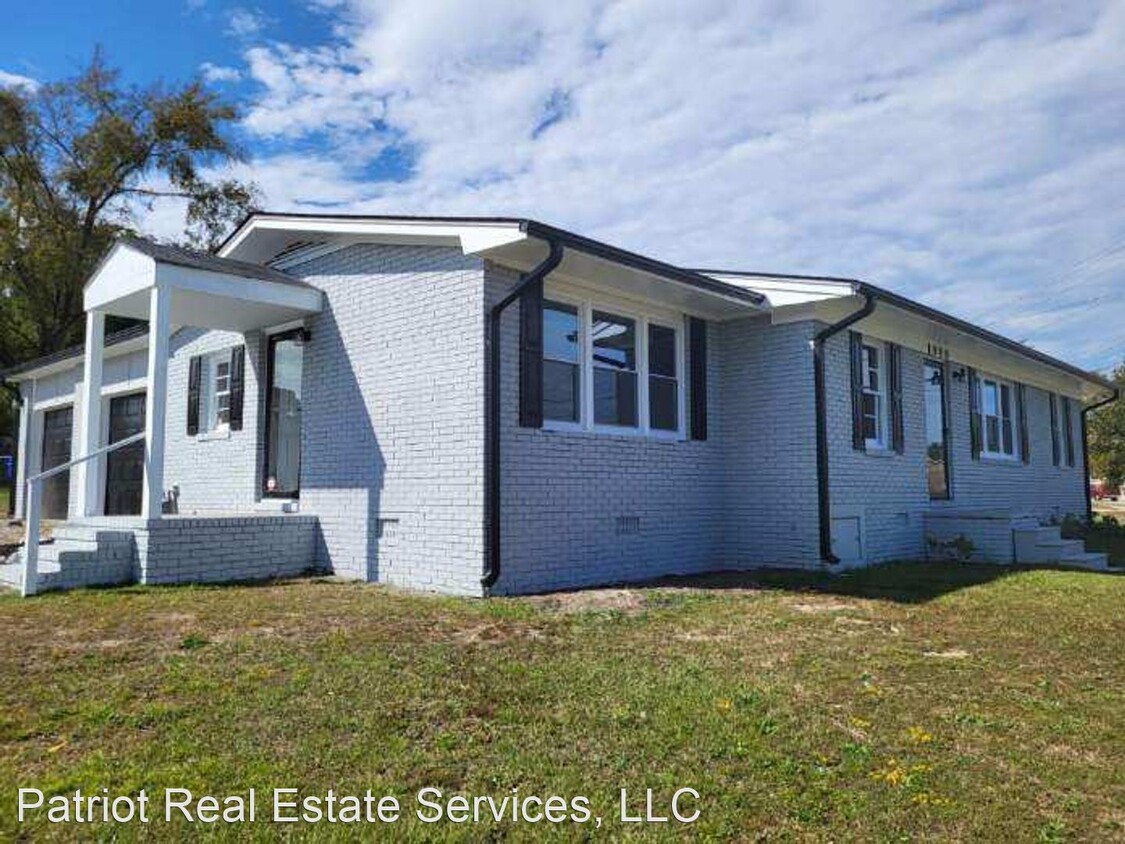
1056,551,1111,571
1013,523,1111,569
1,520,138,593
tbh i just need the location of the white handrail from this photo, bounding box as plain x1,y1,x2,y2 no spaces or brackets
21,432,146,597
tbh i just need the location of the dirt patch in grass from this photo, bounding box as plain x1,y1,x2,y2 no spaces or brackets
524,587,647,614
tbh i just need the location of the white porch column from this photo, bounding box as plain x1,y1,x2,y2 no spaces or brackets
141,285,170,519
13,381,32,519
75,309,105,517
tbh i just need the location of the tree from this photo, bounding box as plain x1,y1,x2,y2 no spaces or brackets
1088,360,1125,492
0,51,257,369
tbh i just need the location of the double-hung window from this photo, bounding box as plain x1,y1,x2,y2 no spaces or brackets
978,375,1015,459
543,301,581,424
648,324,679,431
541,292,684,437
592,310,638,427
201,349,233,433
861,341,886,449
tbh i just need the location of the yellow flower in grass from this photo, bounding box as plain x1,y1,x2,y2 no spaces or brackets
716,698,733,713
906,726,934,745
849,715,872,730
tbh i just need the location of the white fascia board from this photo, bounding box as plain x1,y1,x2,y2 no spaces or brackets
218,215,525,261
154,263,324,313
705,273,854,307
83,242,157,311
801,296,1106,401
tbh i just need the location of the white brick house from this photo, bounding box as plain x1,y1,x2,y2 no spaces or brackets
1,213,1117,596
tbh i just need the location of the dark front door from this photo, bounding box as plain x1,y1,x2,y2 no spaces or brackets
41,407,73,519
923,360,950,500
105,393,146,516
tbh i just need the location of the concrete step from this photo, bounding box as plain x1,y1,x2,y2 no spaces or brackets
2,523,138,593
0,560,63,592
1057,551,1111,571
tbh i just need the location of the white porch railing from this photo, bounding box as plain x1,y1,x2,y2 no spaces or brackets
21,431,145,597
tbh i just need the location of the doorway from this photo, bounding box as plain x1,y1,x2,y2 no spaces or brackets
105,392,146,516
41,406,73,519
923,360,950,500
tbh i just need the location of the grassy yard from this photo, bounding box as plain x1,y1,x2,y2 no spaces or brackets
1,564,1123,841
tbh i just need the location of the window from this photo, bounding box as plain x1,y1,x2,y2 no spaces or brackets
203,350,232,432
539,293,685,437
1049,393,1061,466
592,310,638,427
264,329,305,497
1061,395,1075,467
978,375,1016,459
861,341,886,448
543,300,580,424
648,324,678,431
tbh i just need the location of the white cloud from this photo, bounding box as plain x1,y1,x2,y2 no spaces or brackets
226,7,267,37
200,62,241,83
0,70,39,90
155,0,1125,369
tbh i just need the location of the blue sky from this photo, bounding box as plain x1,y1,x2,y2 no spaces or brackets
3,1,1125,372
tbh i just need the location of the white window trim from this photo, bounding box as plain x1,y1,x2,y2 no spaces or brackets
862,339,888,451
203,349,233,435
541,283,687,440
978,373,1017,461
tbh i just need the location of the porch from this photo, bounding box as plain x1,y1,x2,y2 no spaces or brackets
6,237,323,595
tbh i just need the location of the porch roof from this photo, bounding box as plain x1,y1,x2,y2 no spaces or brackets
84,236,323,331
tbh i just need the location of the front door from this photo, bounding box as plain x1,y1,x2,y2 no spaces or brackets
105,393,146,516
923,360,950,500
41,407,73,519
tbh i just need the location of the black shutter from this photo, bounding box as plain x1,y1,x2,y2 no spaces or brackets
187,355,202,436
888,342,904,454
518,279,544,429
229,345,246,432
1062,396,1075,467
689,317,708,441
1016,383,1029,463
1049,394,1061,466
849,331,865,451
968,367,981,460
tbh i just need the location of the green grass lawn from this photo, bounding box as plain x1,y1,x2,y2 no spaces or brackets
1,563,1123,840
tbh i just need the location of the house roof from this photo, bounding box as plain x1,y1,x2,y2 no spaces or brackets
115,236,316,290
219,212,766,307
2,323,149,380
695,268,1117,394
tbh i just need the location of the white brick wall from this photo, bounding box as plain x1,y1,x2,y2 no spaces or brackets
717,316,822,568
290,244,488,596
488,263,726,594
823,329,1087,563
135,515,318,585
163,328,266,512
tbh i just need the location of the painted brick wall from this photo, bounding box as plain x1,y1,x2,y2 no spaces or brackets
823,328,1087,563
488,263,726,595
136,515,318,585
717,316,821,568
289,244,488,596
162,328,266,513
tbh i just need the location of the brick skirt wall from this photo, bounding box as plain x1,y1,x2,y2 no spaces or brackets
134,515,319,586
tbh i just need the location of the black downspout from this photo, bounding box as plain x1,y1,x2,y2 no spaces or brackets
483,238,564,593
812,293,876,564
1081,388,1120,524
